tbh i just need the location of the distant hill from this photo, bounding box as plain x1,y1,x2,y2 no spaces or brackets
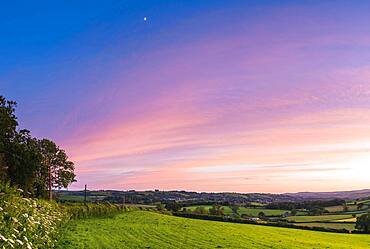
285,189,370,201
57,188,370,204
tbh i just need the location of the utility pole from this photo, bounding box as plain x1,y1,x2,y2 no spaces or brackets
84,184,87,204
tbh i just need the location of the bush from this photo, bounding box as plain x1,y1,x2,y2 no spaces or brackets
356,213,370,233
0,183,68,248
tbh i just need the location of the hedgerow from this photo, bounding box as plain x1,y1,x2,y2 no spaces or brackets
62,203,152,219
0,184,69,249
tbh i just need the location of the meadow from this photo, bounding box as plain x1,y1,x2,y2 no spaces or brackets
57,211,370,249
293,222,356,231
185,205,302,216
285,214,353,223
325,205,358,213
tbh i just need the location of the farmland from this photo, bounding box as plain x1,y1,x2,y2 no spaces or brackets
325,205,358,213
185,205,303,216
293,222,356,231
57,211,370,249
285,214,353,223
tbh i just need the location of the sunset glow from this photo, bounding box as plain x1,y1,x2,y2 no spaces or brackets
2,1,370,192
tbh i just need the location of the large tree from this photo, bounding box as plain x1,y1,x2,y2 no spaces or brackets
6,129,41,195
37,139,76,200
0,95,76,199
356,213,370,233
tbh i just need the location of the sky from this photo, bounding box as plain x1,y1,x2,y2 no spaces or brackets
1,0,370,193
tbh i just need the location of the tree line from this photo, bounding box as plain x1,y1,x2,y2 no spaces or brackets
0,96,75,199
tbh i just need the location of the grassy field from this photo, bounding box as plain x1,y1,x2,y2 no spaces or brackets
57,211,370,249
293,222,356,231
285,214,353,223
185,205,301,216
336,217,357,222
348,199,370,205
325,205,358,213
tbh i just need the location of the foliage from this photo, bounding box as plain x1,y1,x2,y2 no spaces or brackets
164,201,181,212
266,199,345,211
0,97,18,183
258,211,266,219
209,205,224,216
62,203,143,219
185,205,293,217
36,139,76,199
0,95,75,198
155,203,165,211
355,213,370,232
308,207,325,215
56,211,370,248
0,183,69,248
193,206,208,215
6,130,42,195
230,205,239,215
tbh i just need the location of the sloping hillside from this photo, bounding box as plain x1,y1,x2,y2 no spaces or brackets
57,211,370,248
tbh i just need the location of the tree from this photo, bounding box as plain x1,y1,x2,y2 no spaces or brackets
0,95,76,198
258,211,266,219
357,203,364,210
308,207,324,215
165,201,181,212
37,139,76,200
156,203,165,211
194,206,208,215
343,204,349,212
0,96,18,182
230,205,239,215
291,209,297,216
6,129,41,195
209,205,224,216
355,213,370,232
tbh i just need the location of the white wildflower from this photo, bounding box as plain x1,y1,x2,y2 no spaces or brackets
16,239,23,245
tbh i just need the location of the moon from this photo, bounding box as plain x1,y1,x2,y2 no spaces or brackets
144,17,147,22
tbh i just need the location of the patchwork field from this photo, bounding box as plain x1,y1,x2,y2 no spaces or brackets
185,205,303,216
57,211,370,249
285,214,353,223
325,205,358,213
293,222,356,231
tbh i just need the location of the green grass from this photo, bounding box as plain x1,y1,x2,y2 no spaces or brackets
57,211,370,249
325,205,358,213
286,214,352,223
348,199,370,205
293,222,356,231
185,205,297,216
249,202,266,207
